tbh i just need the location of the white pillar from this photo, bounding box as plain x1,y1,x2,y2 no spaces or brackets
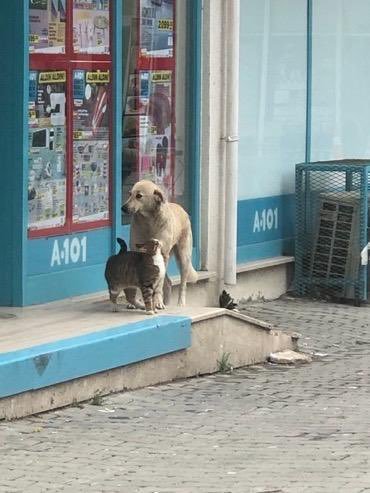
223,0,240,285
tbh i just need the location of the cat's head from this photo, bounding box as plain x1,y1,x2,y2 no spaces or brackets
136,238,162,255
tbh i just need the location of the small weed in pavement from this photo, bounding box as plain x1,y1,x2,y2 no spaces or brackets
71,398,84,409
90,392,104,406
217,352,233,373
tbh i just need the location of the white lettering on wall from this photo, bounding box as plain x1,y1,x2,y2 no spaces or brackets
50,237,88,267
253,208,278,233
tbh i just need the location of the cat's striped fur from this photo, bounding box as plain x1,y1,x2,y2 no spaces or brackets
105,238,165,314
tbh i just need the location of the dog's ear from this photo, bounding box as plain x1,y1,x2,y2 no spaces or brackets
153,189,165,204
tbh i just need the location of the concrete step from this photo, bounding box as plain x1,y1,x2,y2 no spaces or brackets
0,296,297,419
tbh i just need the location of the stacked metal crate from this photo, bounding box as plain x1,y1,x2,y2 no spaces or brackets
295,160,370,304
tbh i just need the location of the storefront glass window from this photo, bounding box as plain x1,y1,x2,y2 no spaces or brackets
238,0,307,200
311,0,370,161
28,0,112,237
122,0,192,223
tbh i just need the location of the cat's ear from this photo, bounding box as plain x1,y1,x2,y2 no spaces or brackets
153,189,165,204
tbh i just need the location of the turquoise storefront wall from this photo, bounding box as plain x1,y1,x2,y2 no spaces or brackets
238,0,370,264
0,0,201,306
0,1,28,306
237,194,295,264
238,0,307,263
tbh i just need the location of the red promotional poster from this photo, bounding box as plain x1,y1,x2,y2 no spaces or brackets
73,0,110,54
29,0,66,54
73,69,110,223
28,1,113,238
28,70,67,230
139,0,174,58
138,70,172,183
122,1,176,204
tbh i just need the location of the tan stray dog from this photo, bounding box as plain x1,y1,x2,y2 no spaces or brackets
122,180,198,307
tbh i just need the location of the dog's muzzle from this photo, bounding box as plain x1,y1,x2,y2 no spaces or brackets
121,204,129,214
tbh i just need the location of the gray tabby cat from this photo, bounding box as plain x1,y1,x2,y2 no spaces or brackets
105,238,165,315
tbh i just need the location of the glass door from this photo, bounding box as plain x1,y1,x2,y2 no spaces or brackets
28,0,113,238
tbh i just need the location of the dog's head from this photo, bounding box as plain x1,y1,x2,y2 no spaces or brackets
121,180,166,216
136,238,162,255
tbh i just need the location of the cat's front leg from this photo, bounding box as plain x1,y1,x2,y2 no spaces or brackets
144,301,155,315
109,288,120,312
141,285,156,315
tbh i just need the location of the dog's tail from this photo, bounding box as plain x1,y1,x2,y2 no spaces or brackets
116,237,128,254
176,226,198,284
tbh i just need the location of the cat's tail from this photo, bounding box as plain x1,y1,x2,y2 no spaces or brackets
116,237,128,254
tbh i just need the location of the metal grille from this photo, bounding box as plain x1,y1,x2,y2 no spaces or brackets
295,160,370,303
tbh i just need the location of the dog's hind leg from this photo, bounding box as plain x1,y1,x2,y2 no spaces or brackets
124,287,145,310
173,237,198,306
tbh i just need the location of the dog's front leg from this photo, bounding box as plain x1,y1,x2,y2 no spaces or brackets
178,279,187,307
173,245,191,306
157,252,171,308
162,274,172,306
124,287,145,310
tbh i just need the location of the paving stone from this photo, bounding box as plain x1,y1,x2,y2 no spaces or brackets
2,297,370,491
268,349,312,364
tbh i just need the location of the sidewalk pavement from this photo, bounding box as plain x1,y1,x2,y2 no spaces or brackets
1,296,370,493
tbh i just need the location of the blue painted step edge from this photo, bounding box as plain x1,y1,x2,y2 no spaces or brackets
0,315,191,399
